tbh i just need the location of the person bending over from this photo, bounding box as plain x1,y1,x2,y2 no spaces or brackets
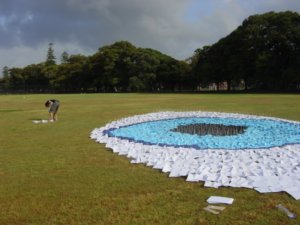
45,99,60,121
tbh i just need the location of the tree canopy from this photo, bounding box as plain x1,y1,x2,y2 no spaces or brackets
194,11,300,91
1,11,299,93
0,41,192,93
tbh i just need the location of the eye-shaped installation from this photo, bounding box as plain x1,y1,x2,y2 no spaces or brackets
91,111,300,200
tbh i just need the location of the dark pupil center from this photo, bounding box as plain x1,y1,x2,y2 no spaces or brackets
171,123,247,136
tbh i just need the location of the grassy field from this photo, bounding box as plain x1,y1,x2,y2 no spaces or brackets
0,93,300,225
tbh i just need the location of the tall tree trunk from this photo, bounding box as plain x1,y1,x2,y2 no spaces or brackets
227,80,231,91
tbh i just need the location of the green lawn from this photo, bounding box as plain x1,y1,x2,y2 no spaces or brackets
0,93,299,225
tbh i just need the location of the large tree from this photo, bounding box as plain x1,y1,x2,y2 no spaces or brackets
194,11,300,91
45,43,56,66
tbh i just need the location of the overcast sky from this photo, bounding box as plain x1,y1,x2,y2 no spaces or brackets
0,0,299,72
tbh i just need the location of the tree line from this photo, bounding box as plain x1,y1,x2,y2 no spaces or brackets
194,11,300,91
1,41,192,93
1,11,299,93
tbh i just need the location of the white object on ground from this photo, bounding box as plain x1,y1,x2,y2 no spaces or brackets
203,205,226,214
203,206,220,214
208,205,226,211
32,119,50,124
285,187,300,201
207,196,234,205
90,111,300,200
276,204,296,219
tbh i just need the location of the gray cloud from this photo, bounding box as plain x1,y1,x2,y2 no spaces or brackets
0,0,299,72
